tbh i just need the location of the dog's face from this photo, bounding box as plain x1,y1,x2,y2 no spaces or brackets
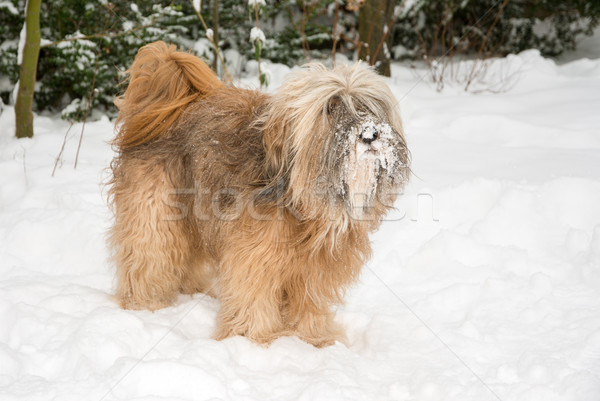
262,63,410,220
326,104,408,217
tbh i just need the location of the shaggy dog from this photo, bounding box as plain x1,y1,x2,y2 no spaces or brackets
108,41,410,347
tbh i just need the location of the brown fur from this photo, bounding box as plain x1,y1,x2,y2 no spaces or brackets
108,41,410,347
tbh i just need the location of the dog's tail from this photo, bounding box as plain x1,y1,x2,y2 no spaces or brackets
113,41,222,149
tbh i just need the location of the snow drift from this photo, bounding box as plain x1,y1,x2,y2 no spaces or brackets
0,49,599,400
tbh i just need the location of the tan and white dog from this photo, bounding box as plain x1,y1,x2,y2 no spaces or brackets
108,41,410,347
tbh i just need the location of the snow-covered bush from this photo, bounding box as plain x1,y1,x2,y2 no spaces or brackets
390,0,600,61
1,0,598,120
35,1,194,120
0,0,22,105
260,0,352,66
1,0,198,120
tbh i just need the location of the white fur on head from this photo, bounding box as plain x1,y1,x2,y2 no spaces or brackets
262,62,409,218
342,118,402,217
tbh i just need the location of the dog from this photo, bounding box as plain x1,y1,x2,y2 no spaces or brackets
108,41,410,347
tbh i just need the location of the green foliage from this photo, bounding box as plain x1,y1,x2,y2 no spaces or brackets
0,0,23,104
208,0,252,53
264,24,334,65
1,0,599,120
1,0,195,119
261,0,336,66
35,1,191,120
390,0,600,61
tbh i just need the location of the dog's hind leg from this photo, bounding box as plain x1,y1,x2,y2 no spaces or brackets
109,157,190,311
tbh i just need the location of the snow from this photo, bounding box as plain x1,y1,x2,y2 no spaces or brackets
0,1,18,15
17,19,26,66
193,38,214,63
248,0,266,8
1,49,600,400
122,20,134,32
341,119,400,210
250,27,265,44
205,28,214,41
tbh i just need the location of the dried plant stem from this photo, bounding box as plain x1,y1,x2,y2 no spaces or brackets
253,3,262,88
300,1,310,61
189,0,232,82
211,0,219,72
465,0,510,91
331,0,340,67
284,2,310,61
52,121,75,177
74,56,99,169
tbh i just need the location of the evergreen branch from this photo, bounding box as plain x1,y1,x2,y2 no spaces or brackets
40,23,156,49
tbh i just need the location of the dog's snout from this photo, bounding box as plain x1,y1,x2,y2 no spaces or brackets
359,128,379,144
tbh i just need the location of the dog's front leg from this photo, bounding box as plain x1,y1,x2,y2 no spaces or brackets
283,285,347,348
213,238,287,344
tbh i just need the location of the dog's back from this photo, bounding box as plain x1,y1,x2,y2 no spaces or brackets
113,41,224,150
112,41,270,194
108,42,274,311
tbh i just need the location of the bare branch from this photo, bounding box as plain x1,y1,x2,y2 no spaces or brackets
189,0,232,82
74,55,99,169
331,0,340,67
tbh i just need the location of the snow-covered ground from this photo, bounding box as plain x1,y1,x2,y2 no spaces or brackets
1,49,599,401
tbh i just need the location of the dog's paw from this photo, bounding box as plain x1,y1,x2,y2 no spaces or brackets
300,336,334,348
118,294,175,311
298,332,347,348
293,313,348,348
214,319,289,345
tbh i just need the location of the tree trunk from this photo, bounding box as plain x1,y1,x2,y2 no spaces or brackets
211,0,219,73
15,0,42,139
358,0,394,77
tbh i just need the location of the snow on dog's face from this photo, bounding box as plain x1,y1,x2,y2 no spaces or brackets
262,62,410,220
326,106,408,218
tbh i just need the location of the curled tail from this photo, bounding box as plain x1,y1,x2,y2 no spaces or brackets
114,41,222,149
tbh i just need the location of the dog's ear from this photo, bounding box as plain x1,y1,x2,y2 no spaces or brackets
327,96,340,117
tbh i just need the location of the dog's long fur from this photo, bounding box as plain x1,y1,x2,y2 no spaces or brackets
108,41,410,347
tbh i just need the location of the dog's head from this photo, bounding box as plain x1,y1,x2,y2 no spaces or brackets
261,63,410,221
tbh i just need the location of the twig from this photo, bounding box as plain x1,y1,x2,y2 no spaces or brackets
74,55,99,169
212,0,219,72
189,0,232,82
300,0,310,61
283,2,313,61
331,0,340,67
52,121,75,177
465,0,510,92
22,147,28,187
253,2,262,88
